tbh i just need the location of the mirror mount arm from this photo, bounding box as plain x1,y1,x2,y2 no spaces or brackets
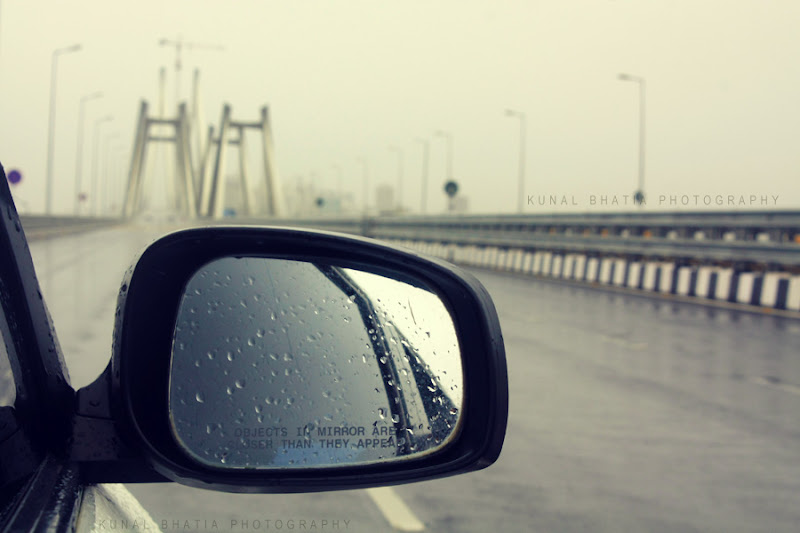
70,364,170,483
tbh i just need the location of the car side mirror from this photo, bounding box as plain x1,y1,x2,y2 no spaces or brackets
82,227,507,493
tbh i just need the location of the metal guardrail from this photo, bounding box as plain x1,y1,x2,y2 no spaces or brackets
375,230,800,266
235,210,800,268
19,215,123,240
371,211,800,241
28,210,790,266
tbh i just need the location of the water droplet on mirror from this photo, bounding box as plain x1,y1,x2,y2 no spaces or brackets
235,379,246,389
195,392,205,403
378,408,386,419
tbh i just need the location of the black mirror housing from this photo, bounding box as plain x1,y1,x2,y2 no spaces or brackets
109,226,508,493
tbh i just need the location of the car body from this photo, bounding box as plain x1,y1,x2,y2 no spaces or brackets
0,164,508,529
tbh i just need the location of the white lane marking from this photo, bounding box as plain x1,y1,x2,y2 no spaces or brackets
366,487,425,531
751,376,800,396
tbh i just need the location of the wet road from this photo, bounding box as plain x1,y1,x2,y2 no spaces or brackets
29,226,800,532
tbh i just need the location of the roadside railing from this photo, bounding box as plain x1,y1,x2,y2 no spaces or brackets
231,211,800,312
20,215,123,240
236,210,800,269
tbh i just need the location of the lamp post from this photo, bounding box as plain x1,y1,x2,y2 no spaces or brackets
416,138,430,214
504,109,527,213
90,116,113,216
74,91,103,215
357,157,369,214
618,73,646,206
388,146,404,212
45,43,82,214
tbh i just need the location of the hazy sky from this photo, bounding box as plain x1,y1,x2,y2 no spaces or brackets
1,1,799,215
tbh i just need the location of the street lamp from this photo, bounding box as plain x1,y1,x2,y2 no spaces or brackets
357,157,369,214
90,116,113,216
618,73,646,206
45,43,82,214
388,146,404,212
74,91,103,215
504,109,527,213
415,138,430,214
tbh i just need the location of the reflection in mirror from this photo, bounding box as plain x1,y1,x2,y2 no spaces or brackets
169,257,463,469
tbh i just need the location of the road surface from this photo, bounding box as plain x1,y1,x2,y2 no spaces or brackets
28,226,800,532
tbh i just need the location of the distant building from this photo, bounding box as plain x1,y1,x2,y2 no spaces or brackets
451,196,469,214
376,184,395,213
224,175,245,214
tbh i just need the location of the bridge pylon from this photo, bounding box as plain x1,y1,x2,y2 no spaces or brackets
122,100,197,218
200,104,284,219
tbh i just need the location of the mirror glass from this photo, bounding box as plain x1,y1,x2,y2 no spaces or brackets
168,257,464,469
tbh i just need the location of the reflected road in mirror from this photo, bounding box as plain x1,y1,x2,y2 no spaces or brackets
169,257,463,469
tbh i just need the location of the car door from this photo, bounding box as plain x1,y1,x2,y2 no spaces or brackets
0,164,157,532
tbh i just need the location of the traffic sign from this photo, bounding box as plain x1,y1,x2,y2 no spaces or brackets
7,169,22,185
444,181,459,198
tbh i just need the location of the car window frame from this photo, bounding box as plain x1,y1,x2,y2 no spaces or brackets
0,165,83,530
